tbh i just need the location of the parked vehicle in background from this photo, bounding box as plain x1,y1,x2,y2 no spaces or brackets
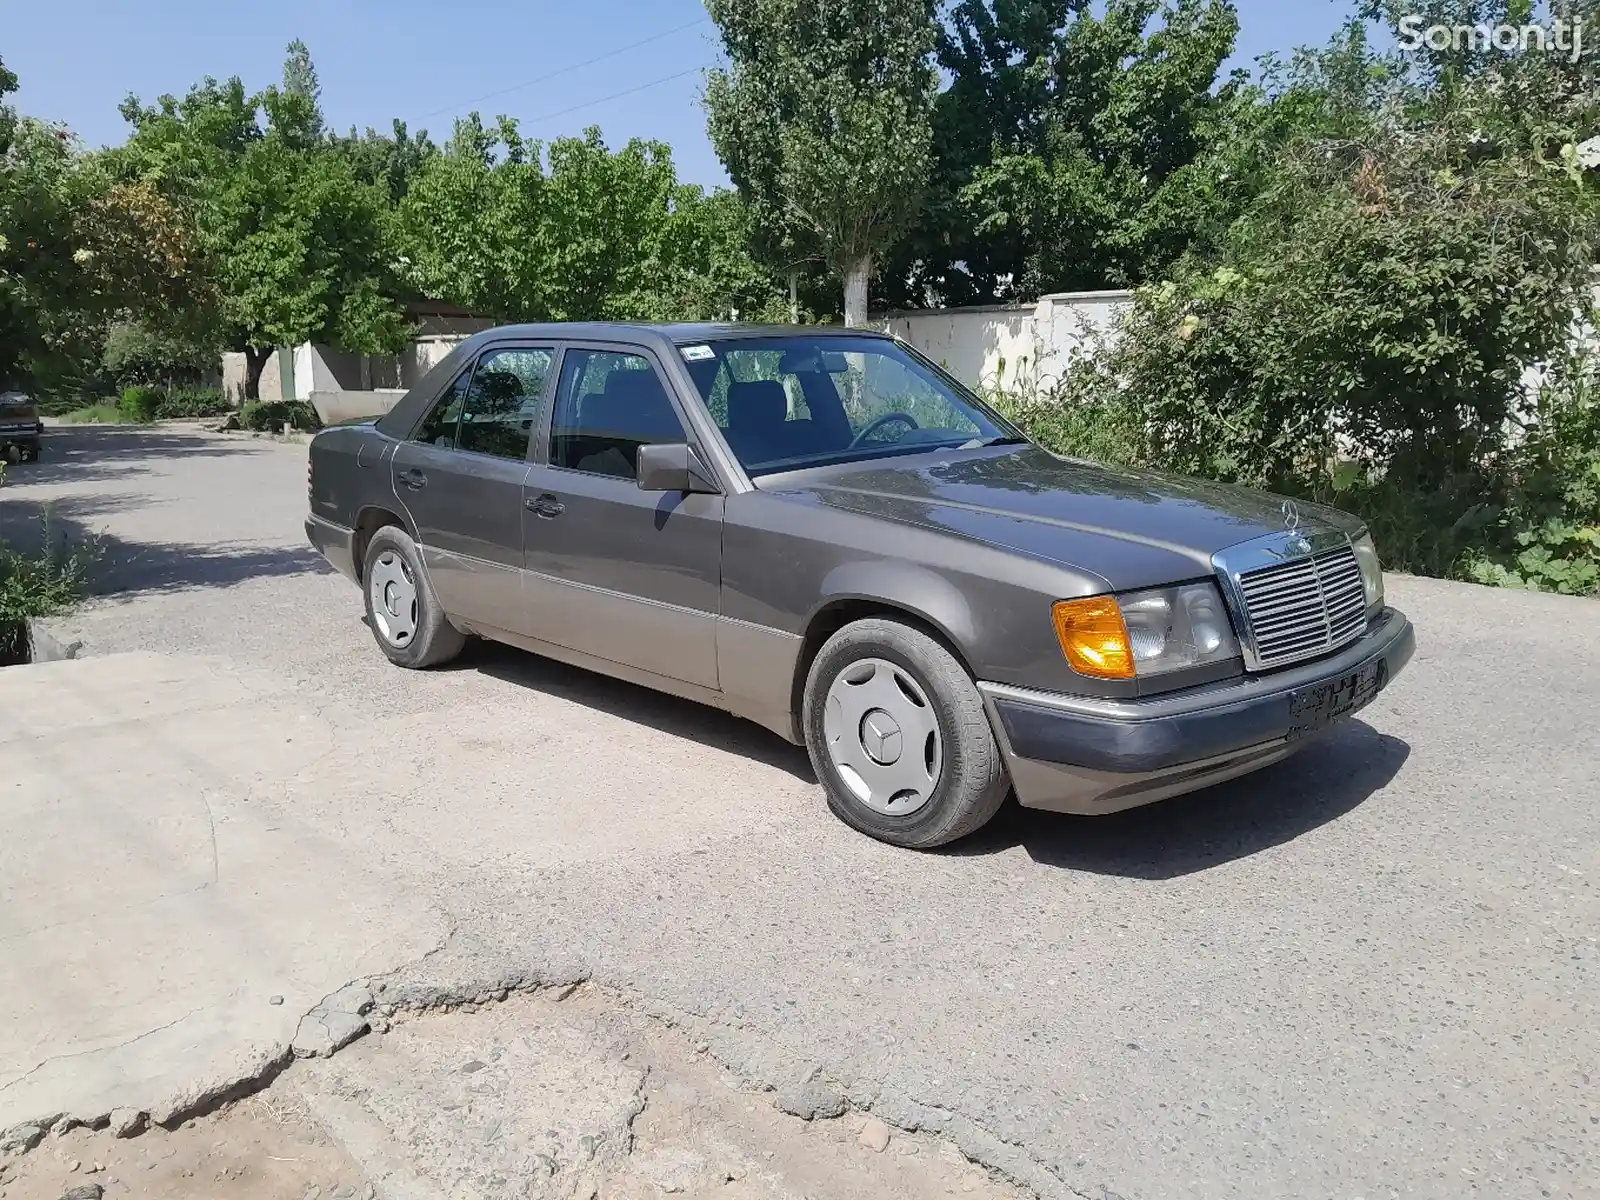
305,323,1414,849
0,393,43,463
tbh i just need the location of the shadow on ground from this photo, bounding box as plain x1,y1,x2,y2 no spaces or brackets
952,720,1410,879
0,493,332,597
455,635,819,782
448,636,1406,872
13,424,277,488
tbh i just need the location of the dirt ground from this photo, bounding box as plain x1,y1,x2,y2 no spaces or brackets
0,1094,370,1200
0,987,1023,1200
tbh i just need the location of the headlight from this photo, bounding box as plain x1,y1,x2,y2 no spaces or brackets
1351,532,1385,613
1053,582,1241,680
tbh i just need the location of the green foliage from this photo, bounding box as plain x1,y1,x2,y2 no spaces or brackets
0,515,97,663
116,42,409,398
705,0,938,322
1035,3,1600,593
102,321,219,388
157,386,230,419
1462,337,1600,594
397,121,787,324
883,0,1259,307
118,384,162,421
239,399,319,433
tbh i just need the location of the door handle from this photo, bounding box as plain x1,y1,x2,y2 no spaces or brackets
398,468,428,490
525,493,565,519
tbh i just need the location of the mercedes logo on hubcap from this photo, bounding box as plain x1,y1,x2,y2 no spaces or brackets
860,710,903,766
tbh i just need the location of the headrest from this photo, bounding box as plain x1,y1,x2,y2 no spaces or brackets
727,380,788,430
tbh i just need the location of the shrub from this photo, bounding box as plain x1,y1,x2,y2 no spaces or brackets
118,385,163,422
157,387,231,419
1458,335,1600,595
0,516,98,664
240,400,320,434
1043,60,1600,589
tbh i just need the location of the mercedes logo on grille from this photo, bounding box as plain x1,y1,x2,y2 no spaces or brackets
1281,499,1302,531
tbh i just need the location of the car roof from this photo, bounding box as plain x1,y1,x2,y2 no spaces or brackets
472,321,894,348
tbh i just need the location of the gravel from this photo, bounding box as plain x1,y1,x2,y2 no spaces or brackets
12,425,1599,1200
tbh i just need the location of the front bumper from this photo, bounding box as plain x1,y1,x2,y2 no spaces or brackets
978,607,1415,815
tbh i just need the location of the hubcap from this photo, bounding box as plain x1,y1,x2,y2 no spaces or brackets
823,658,943,817
368,551,418,647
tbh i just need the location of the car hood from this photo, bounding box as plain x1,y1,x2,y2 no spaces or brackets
759,445,1364,591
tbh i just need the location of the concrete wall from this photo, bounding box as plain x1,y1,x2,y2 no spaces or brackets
310,389,408,426
878,290,1133,393
222,330,479,406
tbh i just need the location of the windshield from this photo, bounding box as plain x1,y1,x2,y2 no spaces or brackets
679,336,1023,476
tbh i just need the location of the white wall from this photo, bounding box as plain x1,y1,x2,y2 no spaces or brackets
878,290,1133,393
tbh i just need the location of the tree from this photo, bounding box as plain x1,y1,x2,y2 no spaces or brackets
704,0,938,325
1047,2,1600,585
332,119,436,203
118,43,409,398
886,0,1247,305
397,119,788,325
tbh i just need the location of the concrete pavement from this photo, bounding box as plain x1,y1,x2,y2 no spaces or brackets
2,425,1597,1199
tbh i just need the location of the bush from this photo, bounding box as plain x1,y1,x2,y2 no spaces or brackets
239,400,320,434
157,387,231,419
118,385,163,422
1040,61,1600,592
0,517,98,664
1458,336,1600,595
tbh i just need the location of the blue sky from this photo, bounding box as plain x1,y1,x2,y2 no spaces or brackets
5,0,1354,187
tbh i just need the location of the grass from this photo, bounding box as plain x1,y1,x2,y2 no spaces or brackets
59,402,141,425
0,513,98,664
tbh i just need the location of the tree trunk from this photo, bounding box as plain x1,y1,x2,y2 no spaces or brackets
243,346,272,402
788,269,800,325
843,254,871,328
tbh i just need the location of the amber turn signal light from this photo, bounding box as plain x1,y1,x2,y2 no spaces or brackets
1052,597,1136,680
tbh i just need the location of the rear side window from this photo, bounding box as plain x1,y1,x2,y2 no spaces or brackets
549,350,686,479
456,348,554,461
413,369,471,448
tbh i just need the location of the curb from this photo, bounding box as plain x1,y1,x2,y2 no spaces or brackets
27,622,84,664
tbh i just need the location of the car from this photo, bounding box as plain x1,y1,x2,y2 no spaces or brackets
0,392,43,463
305,323,1414,849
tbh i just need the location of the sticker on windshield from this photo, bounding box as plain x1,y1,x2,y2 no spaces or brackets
680,344,716,362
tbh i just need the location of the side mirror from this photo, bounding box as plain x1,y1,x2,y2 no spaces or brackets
636,442,720,494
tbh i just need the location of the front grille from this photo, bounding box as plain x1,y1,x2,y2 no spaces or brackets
1237,545,1368,669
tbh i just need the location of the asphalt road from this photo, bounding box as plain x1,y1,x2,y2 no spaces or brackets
6,424,1598,1200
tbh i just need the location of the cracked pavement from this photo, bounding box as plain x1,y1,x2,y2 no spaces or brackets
3,425,1598,1199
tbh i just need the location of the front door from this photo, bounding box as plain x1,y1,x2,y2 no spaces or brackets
520,346,724,690
390,345,555,635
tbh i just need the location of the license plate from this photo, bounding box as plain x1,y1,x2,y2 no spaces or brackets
1286,660,1385,741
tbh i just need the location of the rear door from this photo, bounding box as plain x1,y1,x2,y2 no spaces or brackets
519,343,725,690
390,344,556,635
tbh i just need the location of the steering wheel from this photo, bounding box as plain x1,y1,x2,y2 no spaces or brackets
849,411,920,449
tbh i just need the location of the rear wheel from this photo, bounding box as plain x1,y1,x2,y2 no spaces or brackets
802,618,1010,849
362,525,464,669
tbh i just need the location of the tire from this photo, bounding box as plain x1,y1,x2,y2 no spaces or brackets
802,617,1010,849
361,525,465,669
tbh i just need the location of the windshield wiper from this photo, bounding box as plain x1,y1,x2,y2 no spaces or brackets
958,435,1028,449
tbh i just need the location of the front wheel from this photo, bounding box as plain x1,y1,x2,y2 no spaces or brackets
802,618,1010,849
362,525,465,669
